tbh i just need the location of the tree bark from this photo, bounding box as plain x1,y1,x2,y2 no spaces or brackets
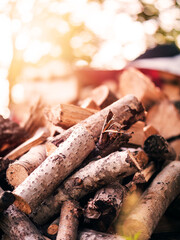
0,205,46,240
122,161,180,240
0,187,15,213
78,229,125,240
7,144,46,188
31,149,148,225
50,95,145,147
56,200,80,240
13,125,95,214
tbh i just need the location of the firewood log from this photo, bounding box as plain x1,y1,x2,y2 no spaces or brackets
31,149,148,225
143,125,159,139
0,115,27,155
13,125,95,214
127,121,145,146
50,95,145,147
91,85,118,109
78,229,125,240
56,200,80,240
80,97,100,110
6,144,46,188
0,187,15,213
146,100,180,139
44,104,98,129
4,127,49,160
122,161,180,240
47,217,60,235
0,204,46,240
119,68,167,109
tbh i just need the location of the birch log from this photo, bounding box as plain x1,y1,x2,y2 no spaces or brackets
13,125,95,214
56,200,80,240
0,205,46,240
7,144,46,188
78,229,125,240
51,95,145,147
122,161,180,240
31,149,148,224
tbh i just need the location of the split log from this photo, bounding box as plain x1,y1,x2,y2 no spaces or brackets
0,204,46,240
80,97,100,110
47,217,60,235
119,68,167,109
127,121,145,146
146,100,180,139
170,139,180,160
13,125,95,214
144,135,176,163
56,200,80,240
0,187,15,213
31,149,148,225
7,144,46,188
0,115,27,155
4,127,49,161
122,161,180,240
78,229,125,240
51,95,145,147
143,125,159,139
44,104,98,129
91,85,118,109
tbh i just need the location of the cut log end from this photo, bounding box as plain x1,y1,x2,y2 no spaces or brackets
7,164,29,188
14,195,31,214
47,224,59,235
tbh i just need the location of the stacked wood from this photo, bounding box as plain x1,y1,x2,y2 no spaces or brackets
119,68,167,109
122,161,180,240
78,229,125,240
6,144,47,188
80,98,100,110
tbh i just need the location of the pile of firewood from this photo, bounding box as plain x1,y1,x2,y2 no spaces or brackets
0,67,180,240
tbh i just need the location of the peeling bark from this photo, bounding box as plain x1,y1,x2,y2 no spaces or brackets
56,200,80,240
122,161,180,240
0,205,46,240
51,95,145,147
13,125,95,214
31,149,148,225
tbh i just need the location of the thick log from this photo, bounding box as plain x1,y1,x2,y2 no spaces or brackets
44,104,98,129
0,115,27,155
7,144,46,188
0,205,46,240
4,128,49,160
122,161,180,240
56,200,80,240
13,125,95,214
50,95,145,147
31,149,148,224
47,217,60,235
119,68,167,109
78,229,125,240
0,187,15,213
91,85,118,109
146,100,180,139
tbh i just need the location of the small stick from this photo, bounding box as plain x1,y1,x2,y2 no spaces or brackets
0,187,15,213
47,217,60,235
50,95,145,147
7,144,46,188
13,125,95,214
56,200,80,240
78,229,125,240
0,204,46,240
44,103,98,129
122,161,180,240
31,149,148,225
4,128,49,160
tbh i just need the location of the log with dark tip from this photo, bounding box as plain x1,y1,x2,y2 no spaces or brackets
50,95,145,147
0,204,46,240
78,229,125,240
31,149,148,225
56,200,81,240
13,125,95,214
